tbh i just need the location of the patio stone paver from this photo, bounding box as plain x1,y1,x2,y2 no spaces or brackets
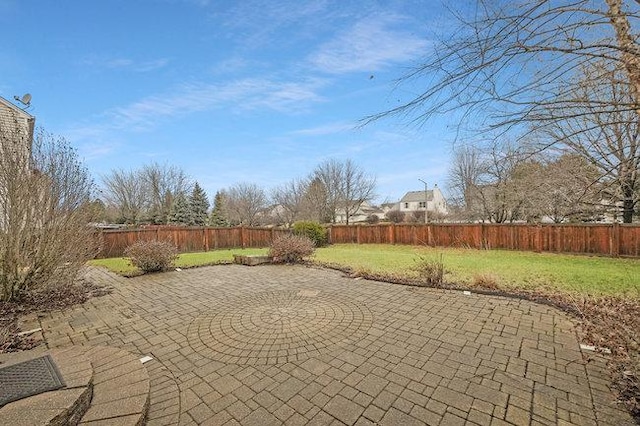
34,264,633,425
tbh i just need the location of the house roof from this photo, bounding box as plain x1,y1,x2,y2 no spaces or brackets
400,190,433,203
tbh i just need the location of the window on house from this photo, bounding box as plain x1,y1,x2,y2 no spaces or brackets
419,202,426,208
404,202,409,209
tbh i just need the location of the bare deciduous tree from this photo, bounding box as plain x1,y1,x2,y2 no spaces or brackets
271,178,309,227
536,62,639,222
101,169,147,224
368,0,640,129
101,163,192,224
223,182,267,226
141,163,192,224
447,145,485,220
449,143,603,222
535,154,603,222
300,177,330,223
369,0,640,220
312,159,376,225
0,128,99,301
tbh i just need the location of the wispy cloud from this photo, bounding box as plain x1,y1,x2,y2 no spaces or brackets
210,57,253,75
216,1,338,48
82,56,170,72
65,76,327,157
309,15,429,74
78,141,118,161
106,78,325,131
289,121,354,137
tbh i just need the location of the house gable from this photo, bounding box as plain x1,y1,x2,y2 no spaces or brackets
0,95,35,159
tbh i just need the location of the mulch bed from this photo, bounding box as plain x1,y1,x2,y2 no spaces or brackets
0,279,111,353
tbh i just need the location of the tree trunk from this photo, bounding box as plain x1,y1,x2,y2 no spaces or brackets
622,189,635,223
606,0,640,117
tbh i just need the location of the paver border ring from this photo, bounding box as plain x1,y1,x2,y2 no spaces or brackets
187,289,373,365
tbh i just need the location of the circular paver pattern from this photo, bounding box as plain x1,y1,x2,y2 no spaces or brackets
187,289,372,365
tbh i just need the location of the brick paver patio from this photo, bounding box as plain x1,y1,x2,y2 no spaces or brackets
35,265,633,425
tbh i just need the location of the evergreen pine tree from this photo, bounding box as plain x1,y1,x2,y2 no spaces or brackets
189,182,210,226
209,191,230,227
170,192,191,225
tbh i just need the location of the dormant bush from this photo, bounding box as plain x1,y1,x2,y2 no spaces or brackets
269,234,315,264
0,127,99,301
124,240,178,273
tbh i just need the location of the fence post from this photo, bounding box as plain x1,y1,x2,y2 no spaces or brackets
356,225,361,244
389,224,395,245
480,223,486,249
240,226,246,249
611,223,620,257
536,224,542,253
203,227,209,251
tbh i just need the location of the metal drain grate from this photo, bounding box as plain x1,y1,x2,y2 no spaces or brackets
0,355,66,407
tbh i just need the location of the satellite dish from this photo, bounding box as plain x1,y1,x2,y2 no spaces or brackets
13,93,32,107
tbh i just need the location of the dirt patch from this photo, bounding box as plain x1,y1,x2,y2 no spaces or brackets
0,279,112,353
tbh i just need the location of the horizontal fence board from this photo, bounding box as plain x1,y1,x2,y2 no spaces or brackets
96,223,640,259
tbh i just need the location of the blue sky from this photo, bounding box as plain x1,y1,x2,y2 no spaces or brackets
1,0,458,203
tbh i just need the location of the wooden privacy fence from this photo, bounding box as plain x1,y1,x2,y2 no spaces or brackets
97,223,640,259
328,223,640,258
97,226,290,258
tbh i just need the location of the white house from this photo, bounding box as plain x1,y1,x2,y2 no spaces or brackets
0,95,34,154
398,185,448,217
335,201,385,223
1,96,36,230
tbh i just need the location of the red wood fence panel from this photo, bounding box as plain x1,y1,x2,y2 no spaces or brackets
97,223,640,259
327,223,640,258
97,226,290,258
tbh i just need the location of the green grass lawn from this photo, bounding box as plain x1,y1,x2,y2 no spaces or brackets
313,244,640,297
90,244,640,297
89,248,268,276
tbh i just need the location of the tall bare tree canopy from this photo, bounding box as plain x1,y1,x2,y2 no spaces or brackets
223,182,267,226
271,178,309,227
371,0,640,221
312,159,376,225
101,163,192,224
101,169,147,224
141,163,191,224
371,0,639,127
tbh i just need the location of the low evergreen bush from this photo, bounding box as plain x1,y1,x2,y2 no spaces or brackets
292,221,328,247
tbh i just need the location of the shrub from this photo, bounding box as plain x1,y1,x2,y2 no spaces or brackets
412,253,445,286
269,234,315,264
292,221,328,247
385,210,405,223
0,129,100,301
366,214,380,224
472,273,499,289
124,240,178,273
